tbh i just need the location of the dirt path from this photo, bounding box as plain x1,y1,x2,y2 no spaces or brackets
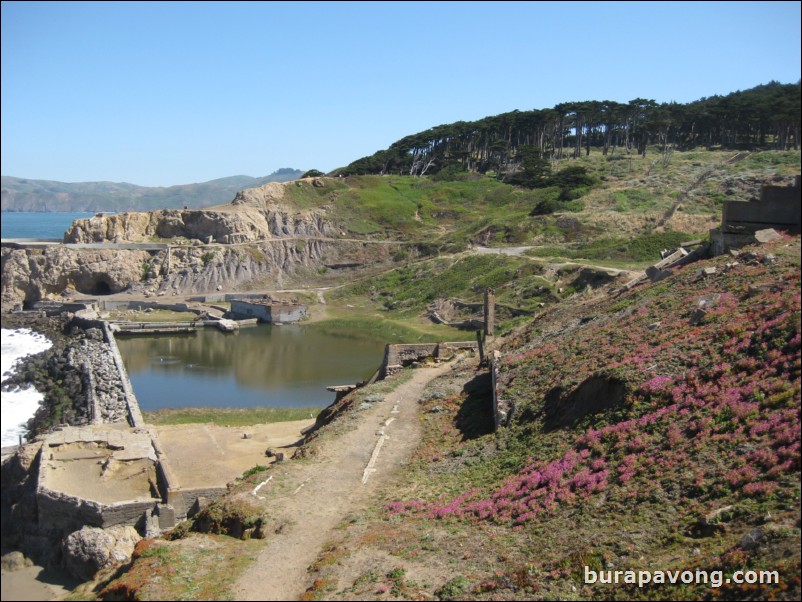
234,362,454,601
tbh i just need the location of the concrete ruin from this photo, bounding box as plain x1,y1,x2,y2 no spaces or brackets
230,298,308,323
379,341,478,378
711,175,801,254
36,425,161,534
484,288,496,337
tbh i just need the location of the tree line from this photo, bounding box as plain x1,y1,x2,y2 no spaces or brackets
342,81,800,181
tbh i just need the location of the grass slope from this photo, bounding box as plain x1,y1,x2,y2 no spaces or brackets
332,236,800,601
70,148,800,601
283,149,798,253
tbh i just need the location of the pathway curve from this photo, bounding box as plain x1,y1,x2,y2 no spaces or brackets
234,361,455,601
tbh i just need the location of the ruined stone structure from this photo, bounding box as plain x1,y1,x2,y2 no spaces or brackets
379,342,478,378
711,175,801,253
230,298,308,323
484,288,496,337
36,426,161,533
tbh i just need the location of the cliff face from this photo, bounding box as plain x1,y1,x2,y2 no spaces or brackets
1,246,151,308
1,239,399,309
1,180,403,309
63,181,334,244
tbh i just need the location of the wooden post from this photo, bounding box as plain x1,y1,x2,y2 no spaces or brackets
476,330,485,364
484,287,495,337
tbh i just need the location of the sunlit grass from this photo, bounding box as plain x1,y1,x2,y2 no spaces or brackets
143,406,321,426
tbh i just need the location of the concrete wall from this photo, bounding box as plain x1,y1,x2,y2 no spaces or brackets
380,342,478,378
230,300,308,323
721,176,801,234
99,299,194,312
36,487,159,532
165,486,228,520
490,351,513,430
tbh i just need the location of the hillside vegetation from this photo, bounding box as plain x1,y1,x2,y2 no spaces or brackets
290,148,798,251
55,81,800,600
81,141,801,600
297,236,800,602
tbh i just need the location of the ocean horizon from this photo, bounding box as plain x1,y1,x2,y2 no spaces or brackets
1,211,97,239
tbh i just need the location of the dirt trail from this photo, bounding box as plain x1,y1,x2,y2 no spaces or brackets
234,362,455,601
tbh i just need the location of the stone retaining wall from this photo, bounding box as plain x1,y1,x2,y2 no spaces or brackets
72,315,144,427
380,341,478,378
102,321,144,427
36,487,159,533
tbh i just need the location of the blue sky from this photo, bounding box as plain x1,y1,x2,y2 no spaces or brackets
2,1,800,187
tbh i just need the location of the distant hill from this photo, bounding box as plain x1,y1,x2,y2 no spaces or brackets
0,168,304,212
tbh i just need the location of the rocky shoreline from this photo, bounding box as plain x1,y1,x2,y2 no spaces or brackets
2,312,129,441
1,312,134,572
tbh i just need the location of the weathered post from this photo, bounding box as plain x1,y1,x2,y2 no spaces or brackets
476,330,485,364
484,287,495,337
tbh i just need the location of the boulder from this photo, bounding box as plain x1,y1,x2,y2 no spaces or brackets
754,228,782,244
1,551,32,571
62,525,142,581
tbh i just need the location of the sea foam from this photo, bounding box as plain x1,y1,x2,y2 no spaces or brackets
1,328,53,447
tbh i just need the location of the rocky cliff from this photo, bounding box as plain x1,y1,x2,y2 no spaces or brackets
1,238,401,309
63,181,334,244
2,179,396,309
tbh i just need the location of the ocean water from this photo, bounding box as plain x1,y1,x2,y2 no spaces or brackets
1,211,96,239
1,329,52,447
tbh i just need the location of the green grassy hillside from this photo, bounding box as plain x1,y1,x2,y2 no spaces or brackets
289,149,798,251
74,148,800,601
309,236,802,601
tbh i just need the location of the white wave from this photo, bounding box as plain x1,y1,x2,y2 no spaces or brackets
1,329,53,447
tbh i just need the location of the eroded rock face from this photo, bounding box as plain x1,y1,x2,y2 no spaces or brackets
62,525,141,581
64,181,335,244
1,246,151,308
1,180,404,308
1,237,400,309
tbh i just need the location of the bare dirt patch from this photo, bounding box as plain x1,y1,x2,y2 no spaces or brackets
233,361,458,601
153,420,314,489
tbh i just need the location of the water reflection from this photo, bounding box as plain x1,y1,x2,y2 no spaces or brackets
116,324,386,410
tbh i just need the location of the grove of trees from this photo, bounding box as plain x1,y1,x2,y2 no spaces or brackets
342,81,800,183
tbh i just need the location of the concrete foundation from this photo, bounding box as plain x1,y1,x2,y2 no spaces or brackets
380,341,478,378
36,426,161,533
711,175,801,254
230,299,308,323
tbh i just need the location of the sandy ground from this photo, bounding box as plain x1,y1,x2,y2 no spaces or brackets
153,419,315,488
0,419,314,602
0,559,79,602
234,361,455,601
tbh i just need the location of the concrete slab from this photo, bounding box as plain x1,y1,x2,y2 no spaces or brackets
153,420,314,489
40,426,159,506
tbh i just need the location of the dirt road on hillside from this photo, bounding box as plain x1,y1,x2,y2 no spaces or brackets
234,362,455,601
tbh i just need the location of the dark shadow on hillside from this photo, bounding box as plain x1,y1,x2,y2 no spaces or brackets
543,375,627,431
455,372,495,441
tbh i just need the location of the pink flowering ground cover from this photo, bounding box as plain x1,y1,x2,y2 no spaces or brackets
385,238,800,599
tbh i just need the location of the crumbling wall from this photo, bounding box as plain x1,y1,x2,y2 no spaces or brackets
380,342,478,378
36,487,158,532
711,176,800,254
720,175,801,234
